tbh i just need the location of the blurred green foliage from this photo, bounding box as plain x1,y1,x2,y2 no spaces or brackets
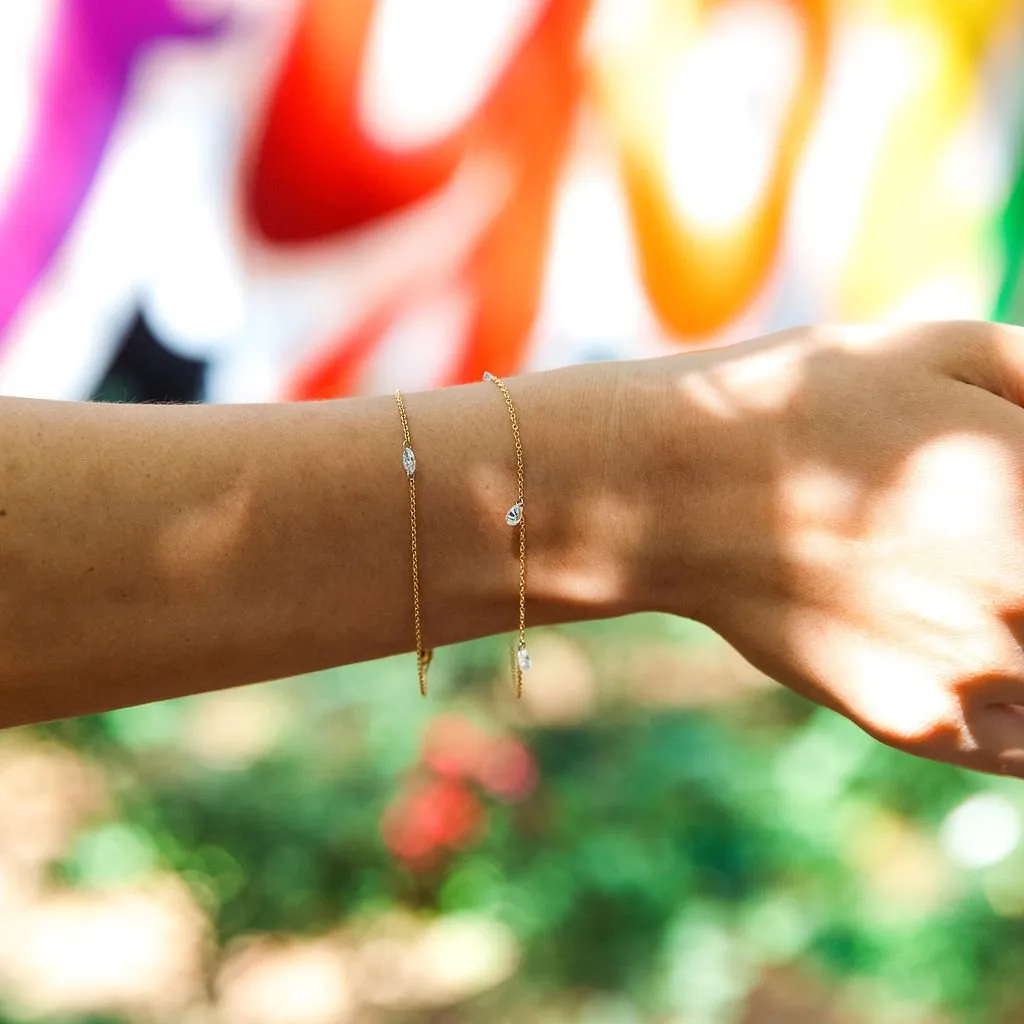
5,617,1024,1023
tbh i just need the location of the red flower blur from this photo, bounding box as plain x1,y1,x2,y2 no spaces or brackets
382,776,483,866
476,736,539,803
420,714,492,780
382,715,540,869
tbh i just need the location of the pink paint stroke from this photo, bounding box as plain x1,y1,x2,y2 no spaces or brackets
0,0,225,348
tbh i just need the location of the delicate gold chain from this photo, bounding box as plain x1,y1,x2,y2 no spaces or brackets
483,372,530,698
395,391,432,696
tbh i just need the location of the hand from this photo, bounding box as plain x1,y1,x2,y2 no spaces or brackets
649,321,1024,776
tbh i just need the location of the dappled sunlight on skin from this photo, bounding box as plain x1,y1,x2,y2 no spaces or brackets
777,463,861,572
664,321,1024,776
784,436,1024,746
529,492,641,609
466,455,643,616
778,464,860,533
678,321,952,424
789,615,966,745
828,321,907,355
809,434,1024,761
876,433,1024,546
704,336,808,414
155,476,254,589
680,369,746,420
679,331,808,418
862,572,1005,685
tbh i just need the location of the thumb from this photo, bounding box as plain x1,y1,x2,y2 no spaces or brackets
950,321,1024,406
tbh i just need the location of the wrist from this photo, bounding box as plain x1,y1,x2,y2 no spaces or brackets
409,352,765,640
595,348,780,627
405,367,650,643
509,357,708,625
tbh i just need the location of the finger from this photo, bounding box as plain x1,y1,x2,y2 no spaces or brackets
967,703,1024,778
959,668,1024,711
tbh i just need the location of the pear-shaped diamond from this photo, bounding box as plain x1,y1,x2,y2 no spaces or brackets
516,645,532,672
402,446,416,477
483,371,496,382
505,501,523,526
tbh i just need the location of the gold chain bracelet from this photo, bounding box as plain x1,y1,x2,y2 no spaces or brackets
395,391,432,696
483,372,530,698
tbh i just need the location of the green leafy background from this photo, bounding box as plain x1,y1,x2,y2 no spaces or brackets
2,616,1023,1024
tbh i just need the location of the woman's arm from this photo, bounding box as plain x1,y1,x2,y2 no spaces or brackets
9,319,1024,783
0,358,689,726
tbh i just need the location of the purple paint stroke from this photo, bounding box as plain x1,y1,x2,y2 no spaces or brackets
0,0,225,347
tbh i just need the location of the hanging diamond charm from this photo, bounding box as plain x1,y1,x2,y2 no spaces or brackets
509,643,529,699
402,446,416,477
516,643,532,672
511,641,531,699
505,500,523,526
483,371,496,382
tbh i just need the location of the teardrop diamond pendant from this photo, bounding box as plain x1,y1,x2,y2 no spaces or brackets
505,500,523,526
510,642,530,698
516,644,531,672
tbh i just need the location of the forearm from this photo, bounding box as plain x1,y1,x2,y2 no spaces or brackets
0,360,685,726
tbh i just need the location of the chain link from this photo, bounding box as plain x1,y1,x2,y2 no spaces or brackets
485,374,528,699
397,380,527,699
395,391,431,696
